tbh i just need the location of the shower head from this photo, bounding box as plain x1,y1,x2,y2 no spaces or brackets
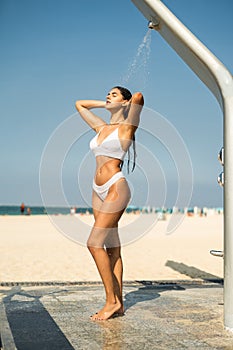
148,20,160,30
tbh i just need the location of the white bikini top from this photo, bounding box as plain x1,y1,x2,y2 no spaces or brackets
90,126,126,160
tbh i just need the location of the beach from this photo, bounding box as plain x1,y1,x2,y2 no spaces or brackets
0,213,223,282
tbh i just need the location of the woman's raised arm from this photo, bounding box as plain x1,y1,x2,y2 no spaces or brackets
75,100,107,132
125,92,144,128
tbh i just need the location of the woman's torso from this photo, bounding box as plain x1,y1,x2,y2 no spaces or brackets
90,124,134,186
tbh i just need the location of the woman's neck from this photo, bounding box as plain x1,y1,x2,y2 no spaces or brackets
110,111,125,125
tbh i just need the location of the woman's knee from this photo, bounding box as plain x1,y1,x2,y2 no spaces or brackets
87,236,99,252
86,229,105,250
86,239,92,251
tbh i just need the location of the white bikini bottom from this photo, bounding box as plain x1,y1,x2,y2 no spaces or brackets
93,171,125,201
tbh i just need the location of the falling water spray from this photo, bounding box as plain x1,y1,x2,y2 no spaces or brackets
121,30,152,88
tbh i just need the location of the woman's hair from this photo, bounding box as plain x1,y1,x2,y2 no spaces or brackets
113,86,132,101
112,86,136,173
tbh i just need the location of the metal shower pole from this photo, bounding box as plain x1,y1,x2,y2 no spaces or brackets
131,0,233,330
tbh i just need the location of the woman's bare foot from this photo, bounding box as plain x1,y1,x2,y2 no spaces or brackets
113,305,124,317
91,300,121,321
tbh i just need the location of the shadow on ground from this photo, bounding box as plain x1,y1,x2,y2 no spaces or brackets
165,260,223,284
123,282,185,311
2,286,75,350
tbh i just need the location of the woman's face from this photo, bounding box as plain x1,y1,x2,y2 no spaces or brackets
105,88,127,110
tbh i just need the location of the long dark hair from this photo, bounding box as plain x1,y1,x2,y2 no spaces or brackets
113,86,136,173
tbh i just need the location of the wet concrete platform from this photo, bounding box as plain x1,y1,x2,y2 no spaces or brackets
1,280,233,350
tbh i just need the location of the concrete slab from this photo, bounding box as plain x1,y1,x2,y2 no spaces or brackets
1,281,233,350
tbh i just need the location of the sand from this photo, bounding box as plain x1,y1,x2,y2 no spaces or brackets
0,213,223,282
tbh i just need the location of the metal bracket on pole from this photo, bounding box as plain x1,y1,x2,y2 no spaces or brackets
210,250,224,258
131,0,233,330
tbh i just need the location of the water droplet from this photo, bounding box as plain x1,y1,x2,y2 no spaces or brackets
121,30,151,89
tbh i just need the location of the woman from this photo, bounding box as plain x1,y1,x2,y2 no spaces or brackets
75,86,144,320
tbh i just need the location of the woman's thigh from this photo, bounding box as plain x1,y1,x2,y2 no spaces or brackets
92,178,130,222
88,179,130,248
99,178,130,216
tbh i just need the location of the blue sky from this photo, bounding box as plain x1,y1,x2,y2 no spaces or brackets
1,0,232,208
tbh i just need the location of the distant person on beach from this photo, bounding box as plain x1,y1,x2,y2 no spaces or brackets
70,207,76,215
75,86,144,320
26,207,31,215
20,202,25,214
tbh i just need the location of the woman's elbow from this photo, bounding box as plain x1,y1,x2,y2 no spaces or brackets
75,100,83,111
132,92,144,106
